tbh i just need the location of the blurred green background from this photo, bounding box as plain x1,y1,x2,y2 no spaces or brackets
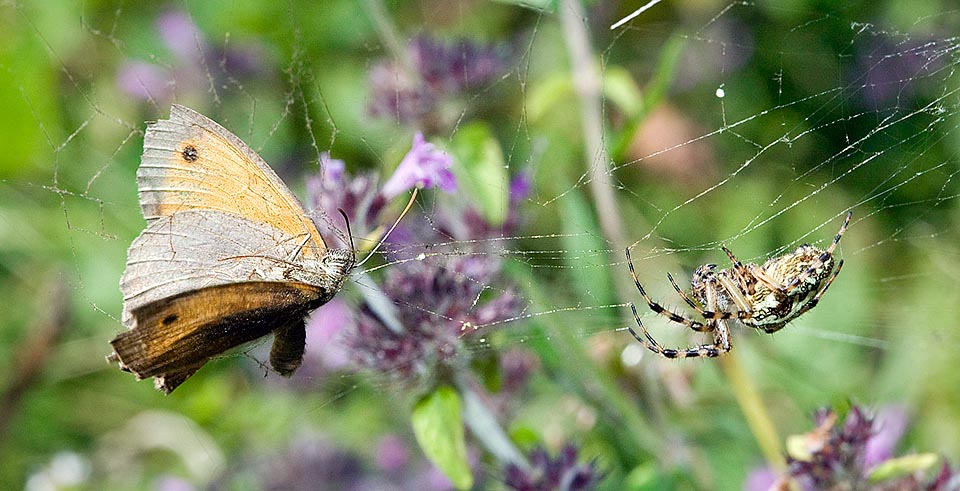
2,0,959,489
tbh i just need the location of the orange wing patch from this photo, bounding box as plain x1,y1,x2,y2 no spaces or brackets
137,105,327,258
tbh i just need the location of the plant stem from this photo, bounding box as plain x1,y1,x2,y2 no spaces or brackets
456,374,528,469
362,0,415,76
718,353,786,471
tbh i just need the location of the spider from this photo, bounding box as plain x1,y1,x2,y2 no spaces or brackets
625,211,851,359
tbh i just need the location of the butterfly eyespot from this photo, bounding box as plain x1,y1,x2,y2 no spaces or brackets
181,145,199,162
161,314,178,325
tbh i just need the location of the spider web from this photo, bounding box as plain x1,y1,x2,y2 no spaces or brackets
3,0,960,488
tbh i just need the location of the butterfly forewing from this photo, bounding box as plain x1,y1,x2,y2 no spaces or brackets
137,104,327,258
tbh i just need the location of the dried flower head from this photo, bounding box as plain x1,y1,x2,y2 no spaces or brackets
782,405,958,491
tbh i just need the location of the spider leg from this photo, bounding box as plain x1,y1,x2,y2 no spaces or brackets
667,272,749,322
625,248,711,332
783,211,852,292
721,246,754,291
723,245,787,294
748,267,787,293
627,305,730,359
705,285,733,353
712,322,731,352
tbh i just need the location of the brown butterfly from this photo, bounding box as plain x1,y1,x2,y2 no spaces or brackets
109,105,355,393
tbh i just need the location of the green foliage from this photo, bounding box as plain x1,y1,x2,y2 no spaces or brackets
450,122,509,225
2,1,960,490
411,386,473,490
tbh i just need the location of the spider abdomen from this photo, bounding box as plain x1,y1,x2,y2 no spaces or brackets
747,245,837,332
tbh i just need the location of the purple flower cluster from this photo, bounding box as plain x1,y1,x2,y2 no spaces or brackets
367,35,511,130
503,445,601,491
786,406,875,488
776,405,958,491
303,132,527,383
350,255,523,380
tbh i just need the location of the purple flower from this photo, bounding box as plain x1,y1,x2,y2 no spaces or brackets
303,298,354,371
381,133,456,199
856,35,949,107
863,405,910,470
367,35,512,130
348,255,523,380
743,467,778,491
410,36,509,92
782,405,957,491
153,476,195,491
117,10,265,104
157,11,202,62
117,61,172,101
307,152,387,248
510,171,532,204
504,445,601,491
376,435,411,475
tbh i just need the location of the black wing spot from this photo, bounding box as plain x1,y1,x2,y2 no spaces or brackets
182,145,199,162
162,314,179,325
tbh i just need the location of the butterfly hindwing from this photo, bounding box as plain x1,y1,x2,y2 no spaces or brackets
111,281,323,393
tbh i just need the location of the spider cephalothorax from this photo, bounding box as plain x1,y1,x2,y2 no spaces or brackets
626,211,851,358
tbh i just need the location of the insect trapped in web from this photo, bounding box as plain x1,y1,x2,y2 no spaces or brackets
108,105,357,394
625,211,852,359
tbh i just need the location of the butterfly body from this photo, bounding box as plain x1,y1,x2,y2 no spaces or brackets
110,105,353,393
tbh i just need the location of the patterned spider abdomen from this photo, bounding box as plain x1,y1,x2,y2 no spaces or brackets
746,244,836,333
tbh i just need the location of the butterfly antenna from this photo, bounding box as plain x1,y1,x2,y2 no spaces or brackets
338,209,357,265
356,188,419,268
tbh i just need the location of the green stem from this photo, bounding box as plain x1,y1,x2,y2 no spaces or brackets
362,0,415,76
455,374,528,469
718,353,785,471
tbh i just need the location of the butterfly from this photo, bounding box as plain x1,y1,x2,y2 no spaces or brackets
109,105,355,393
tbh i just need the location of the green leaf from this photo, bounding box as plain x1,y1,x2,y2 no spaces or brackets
451,122,509,225
411,386,473,490
526,73,574,123
867,453,939,482
603,66,644,118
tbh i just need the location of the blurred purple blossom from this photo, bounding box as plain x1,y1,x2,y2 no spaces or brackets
743,467,778,491
411,36,508,92
367,35,512,131
117,10,266,103
510,171,532,204
349,255,523,379
856,36,949,108
302,298,354,371
375,435,411,475
117,61,171,101
153,475,195,491
307,152,387,248
768,405,959,491
504,445,601,491
210,435,464,491
157,11,202,62
381,132,456,199
863,405,910,470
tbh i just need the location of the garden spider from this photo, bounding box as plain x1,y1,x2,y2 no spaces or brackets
625,211,851,359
